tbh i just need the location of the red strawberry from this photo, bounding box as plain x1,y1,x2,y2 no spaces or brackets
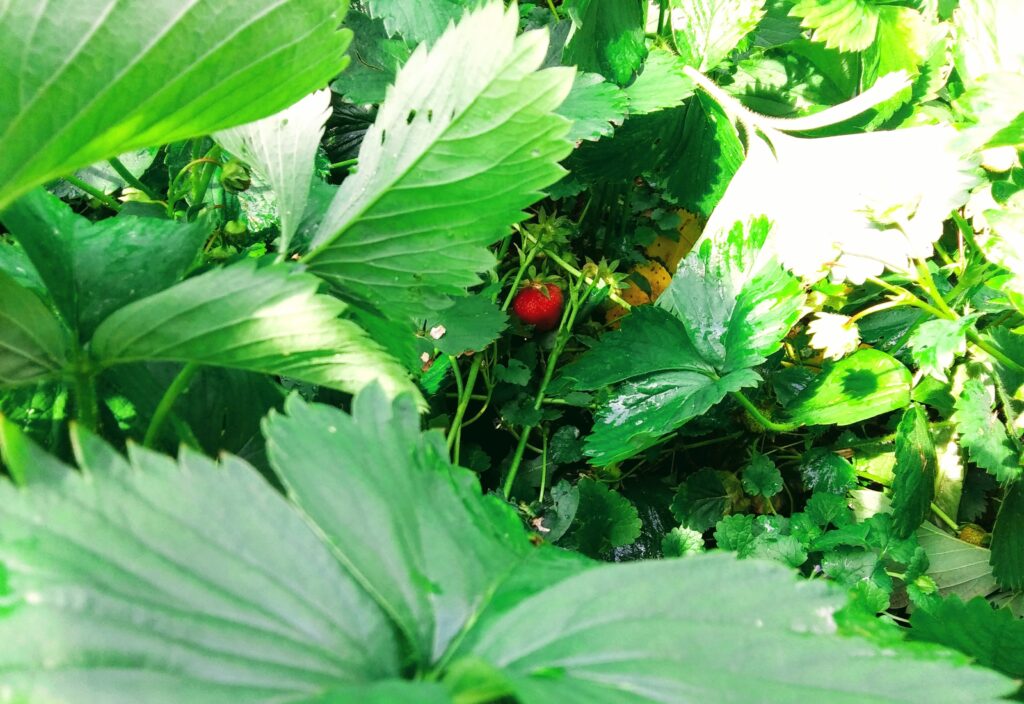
512,282,564,332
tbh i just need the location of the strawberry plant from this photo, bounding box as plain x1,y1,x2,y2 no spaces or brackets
2,0,1024,701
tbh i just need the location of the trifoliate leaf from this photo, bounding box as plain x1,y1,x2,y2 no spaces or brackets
569,477,642,558
807,312,861,361
669,0,767,71
742,452,784,498
990,481,1024,590
672,469,729,531
910,596,1024,679
306,3,574,318
789,0,880,52
952,378,1021,482
214,90,331,257
705,125,979,284
909,317,977,382
891,406,938,539
556,72,628,143
662,526,706,557
787,350,913,427
563,0,647,85
425,295,508,355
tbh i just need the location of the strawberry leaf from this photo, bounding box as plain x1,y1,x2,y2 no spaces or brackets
0,270,70,387
669,0,766,71
891,405,938,539
305,3,574,319
952,378,1021,482
990,481,1024,590
0,0,351,211
789,0,880,53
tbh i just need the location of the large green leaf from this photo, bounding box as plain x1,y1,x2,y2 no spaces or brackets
0,0,351,211
990,481,1024,590
0,420,399,703
786,349,912,427
1,189,209,338
669,0,766,71
90,260,419,401
214,90,331,258
569,219,802,465
304,3,574,318
891,405,938,539
563,0,647,85
453,555,1014,704
917,524,998,602
0,270,70,387
263,386,538,664
657,217,806,374
910,596,1024,679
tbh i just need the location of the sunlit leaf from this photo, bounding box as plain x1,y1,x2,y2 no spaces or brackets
0,0,352,211
787,350,912,427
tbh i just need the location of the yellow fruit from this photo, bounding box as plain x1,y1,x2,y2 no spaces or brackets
634,260,671,300
644,210,703,273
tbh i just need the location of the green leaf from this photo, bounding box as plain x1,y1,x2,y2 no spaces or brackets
367,0,485,46
622,48,695,115
661,93,744,219
0,0,352,211
1,189,209,338
214,90,331,257
90,260,419,401
305,3,574,318
909,317,976,382
891,406,938,539
0,423,400,701
299,681,455,704
563,0,647,85
585,367,760,465
786,349,912,427
742,452,784,497
662,526,706,557
671,468,729,531
714,514,757,556
799,448,857,494
657,218,806,374
917,524,999,602
789,0,880,52
861,6,932,122
425,294,508,355
0,271,70,387
565,477,642,558
331,11,412,104
669,0,767,71
910,596,1024,679
952,378,1021,482
990,481,1024,590
263,386,534,664
455,555,1016,704
556,73,628,143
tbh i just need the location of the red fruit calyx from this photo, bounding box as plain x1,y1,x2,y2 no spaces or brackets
512,282,564,332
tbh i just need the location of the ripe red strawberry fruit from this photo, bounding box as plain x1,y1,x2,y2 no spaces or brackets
512,282,564,331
